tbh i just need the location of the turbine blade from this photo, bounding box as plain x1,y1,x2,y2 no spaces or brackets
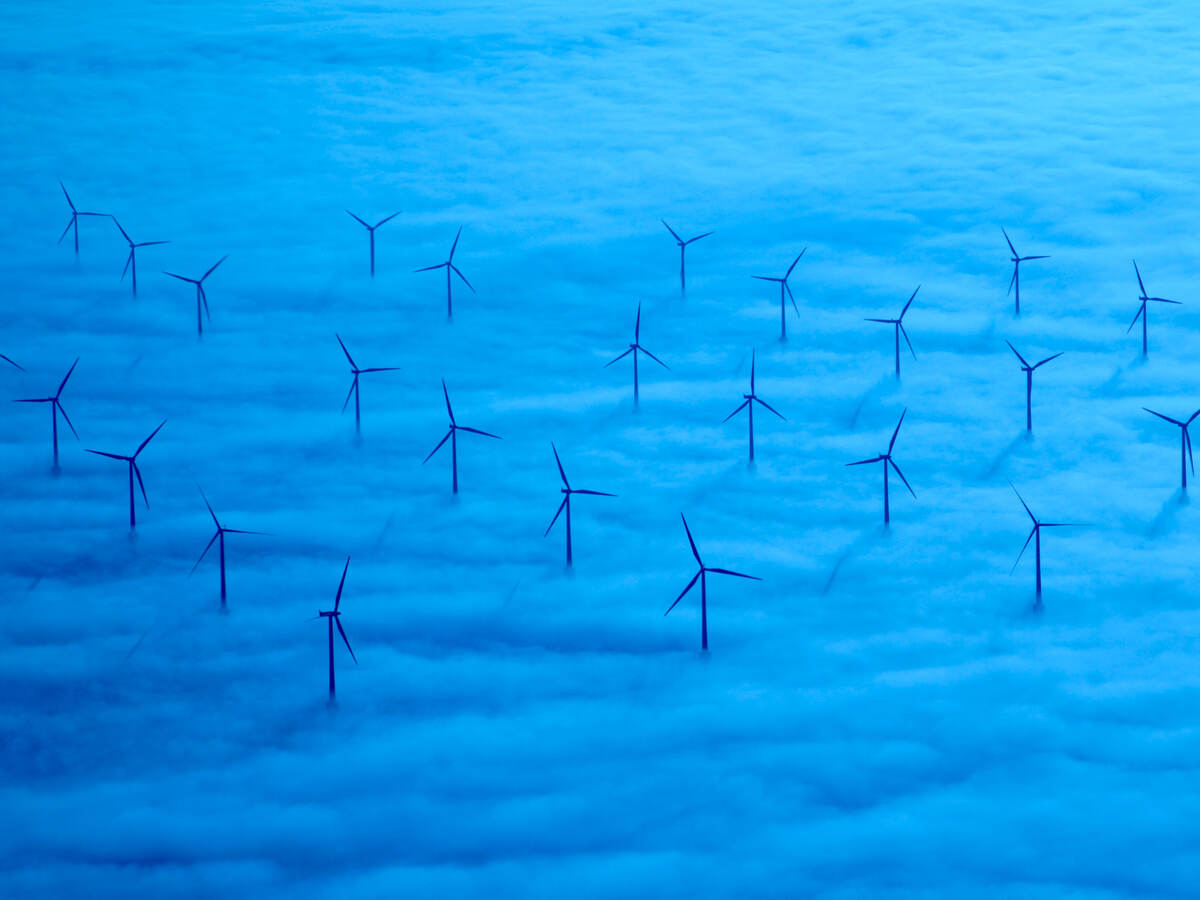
635,302,641,341
1127,302,1145,333
754,396,787,421
135,419,167,456
889,408,907,453
342,377,357,413
1001,227,1017,257
900,285,919,318
889,458,916,497
1022,255,1050,261
544,497,568,536
660,219,682,242
60,181,75,211
723,399,750,423
133,462,149,507
414,263,446,273
374,211,401,228
785,248,806,278
899,324,916,359
345,210,368,228
56,400,79,440
551,442,569,488
1187,409,1200,426
639,346,670,370
202,254,228,280
86,449,127,461
1005,340,1030,368
572,489,616,497
451,264,475,293
137,241,170,247
1009,482,1036,523
422,430,452,463
1144,408,1183,426
457,425,502,439
358,367,401,373
1,354,23,371
223,529,270,536
605,347,634,367
787,281,799,314
336,618,357,664
163,271,194,283
706,567,762,581
750,349,756,393
200,286,211,320
190,531,220,574
664,570,700,615
680,513,701,565
109,215,132,244
685,231,714,244
334,555,350,611
1133,259,1148,298
752,276,782,283
449,225,463,261
198,486,220,527
846,456,884,466
1007,266,1017,296
1148,297,1182,305
1011,526,1036,573
335,333,356,369
57,358,79,397
441,379,454,423
864,318,893,323
57,219,74,244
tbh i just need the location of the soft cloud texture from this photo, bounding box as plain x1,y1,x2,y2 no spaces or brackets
2,1,1200,897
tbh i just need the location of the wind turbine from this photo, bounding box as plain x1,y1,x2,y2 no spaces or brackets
752,248,805,340
423,380,501,493
661,220,712,295
866,286,918,378
110,216,169,297
345,210,400,277
545,443,616,566
191,489,267,612
14,358,79,470
1005,341,1062,432
336,334,400,435
317,556,357,703
415,226,473,318
723,349,785,462
664,513,760,651
847,409,915,525
1002,228,1049,316
1010,483,1081,606
1129,260,1182,357
86,420,166,528
605,302,669,405
58,182,104,257
1144,407,1200,490
163,255,228,337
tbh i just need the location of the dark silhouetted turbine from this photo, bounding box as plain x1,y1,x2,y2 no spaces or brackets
664,513,761,651
847,409,915,525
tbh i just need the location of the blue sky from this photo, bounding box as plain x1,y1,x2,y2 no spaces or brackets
3,2,1200,897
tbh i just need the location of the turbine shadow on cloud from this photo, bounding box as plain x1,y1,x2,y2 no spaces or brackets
822,524,889,595
1148,488,1189,537
982,431,1033,480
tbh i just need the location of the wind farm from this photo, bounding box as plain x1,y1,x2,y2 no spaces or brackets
9,6,1200,898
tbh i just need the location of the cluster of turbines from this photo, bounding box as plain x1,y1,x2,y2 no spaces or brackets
6,184,1195,698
